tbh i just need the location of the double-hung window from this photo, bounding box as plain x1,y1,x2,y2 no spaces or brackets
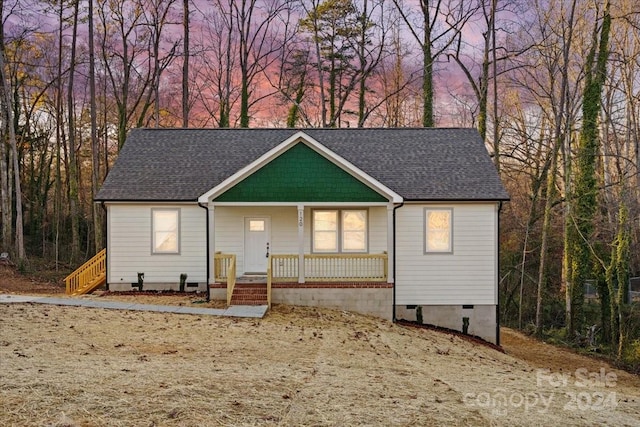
424,208,452,253
152,209,180,254
313,209,367,253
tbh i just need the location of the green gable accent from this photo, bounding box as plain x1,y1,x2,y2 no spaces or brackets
214,143,387,202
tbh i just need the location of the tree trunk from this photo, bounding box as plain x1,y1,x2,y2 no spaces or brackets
0,18,10,252
535,144,559,334
536,0,577,335
566,0,611,337
89,0,103,252
182,0,190,127
422,36,434,127
490,0,499,171
67,0,81,263
0,40,25,260
0,110,10,252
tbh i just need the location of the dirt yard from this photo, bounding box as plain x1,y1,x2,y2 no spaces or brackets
1,267,639,426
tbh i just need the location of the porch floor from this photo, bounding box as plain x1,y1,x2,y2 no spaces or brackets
236,275,268,284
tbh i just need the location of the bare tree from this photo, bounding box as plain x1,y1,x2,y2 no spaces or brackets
376,8,420,127
447,0,528,169
141,0,180,128
97,0,163,148
67,0,80,262
566,0,611,337
0,5,11,253
535,0,578,335
231,0,296,127
0,5,25,260
353,0,388,127
392,0,477,127
182,0,190,127
191,2,239,126
89,0,104,252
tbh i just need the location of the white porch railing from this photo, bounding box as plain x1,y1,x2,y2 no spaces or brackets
270,253,388,282
216,252,387,286
269,254,299,282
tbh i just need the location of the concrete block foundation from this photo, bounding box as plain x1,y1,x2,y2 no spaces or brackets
395,304,497,344
273,287,393,320
107,282,207,293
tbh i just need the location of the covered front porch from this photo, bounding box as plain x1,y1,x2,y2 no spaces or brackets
207,204,394,312
207,204,394,277
197,133,400,318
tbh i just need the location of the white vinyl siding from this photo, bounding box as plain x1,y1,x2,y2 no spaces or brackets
395,203,498,305
367,206,387,254
108,204,206,283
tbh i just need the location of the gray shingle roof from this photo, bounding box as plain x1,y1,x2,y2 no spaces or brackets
95,128,509,202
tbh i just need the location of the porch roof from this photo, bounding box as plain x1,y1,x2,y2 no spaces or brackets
96,128,510,202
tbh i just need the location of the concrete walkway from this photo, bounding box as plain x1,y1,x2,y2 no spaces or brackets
0,294,268,318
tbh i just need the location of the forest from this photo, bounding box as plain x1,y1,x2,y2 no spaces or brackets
1,0,639,368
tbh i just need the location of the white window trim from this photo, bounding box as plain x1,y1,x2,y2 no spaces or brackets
312,209,339,253
424,208,453,254
151,208,181,254
312,208,368,254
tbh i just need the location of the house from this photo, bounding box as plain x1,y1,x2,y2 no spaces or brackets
83,128,508,344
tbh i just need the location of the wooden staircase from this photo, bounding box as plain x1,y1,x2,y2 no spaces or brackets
64,249,107,295
229,283,268,306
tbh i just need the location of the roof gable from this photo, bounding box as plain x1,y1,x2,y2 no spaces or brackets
199,131,399,203
212,141,388,203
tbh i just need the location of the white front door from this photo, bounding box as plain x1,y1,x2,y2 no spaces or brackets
244,217,270,274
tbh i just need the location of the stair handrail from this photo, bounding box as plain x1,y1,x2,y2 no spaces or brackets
267,255,272,309
64,248,107,295
226,255,237,306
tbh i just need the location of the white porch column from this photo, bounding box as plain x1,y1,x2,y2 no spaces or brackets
297,204,305,283
387,203,394,283
208,203,216,284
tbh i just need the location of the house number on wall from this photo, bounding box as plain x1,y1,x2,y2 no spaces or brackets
298,210,304,227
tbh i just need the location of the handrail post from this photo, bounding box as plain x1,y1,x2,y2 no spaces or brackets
226,255,236,306
267,255,272,309
383,254,388,282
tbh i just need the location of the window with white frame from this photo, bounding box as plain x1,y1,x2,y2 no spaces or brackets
313,209,367,253
424,208,452,253
152,209,180,254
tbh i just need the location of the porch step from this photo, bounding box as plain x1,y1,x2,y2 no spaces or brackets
236,275,267,284
229,284,268,306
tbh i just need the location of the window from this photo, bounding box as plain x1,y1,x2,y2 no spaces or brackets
313,210,338,252
313,209,367,253
425,208,452,253
342,210,366,252
152,209,180,254
249,220,265,231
